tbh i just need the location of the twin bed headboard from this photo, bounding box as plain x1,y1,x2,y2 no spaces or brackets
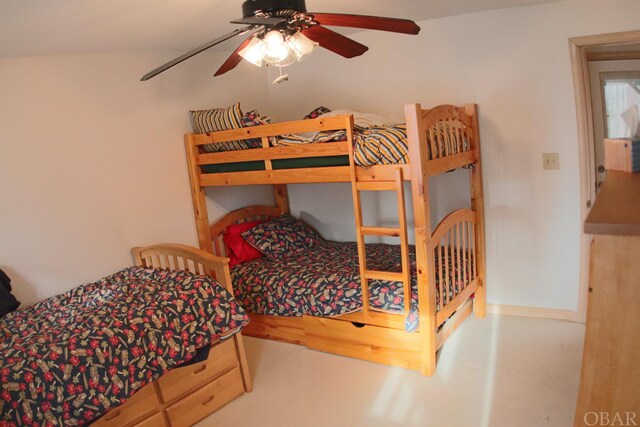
131,243,235,292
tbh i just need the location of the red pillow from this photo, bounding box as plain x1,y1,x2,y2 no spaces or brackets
223,220,266,268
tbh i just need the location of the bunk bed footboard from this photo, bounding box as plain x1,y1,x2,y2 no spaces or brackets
430,209,482,341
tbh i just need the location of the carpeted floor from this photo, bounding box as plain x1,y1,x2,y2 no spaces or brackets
199,314,584,427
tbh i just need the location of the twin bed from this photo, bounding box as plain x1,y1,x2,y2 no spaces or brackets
0,244,252,427
186,102,487,376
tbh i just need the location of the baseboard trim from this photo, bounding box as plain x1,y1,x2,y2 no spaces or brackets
486,304,579,322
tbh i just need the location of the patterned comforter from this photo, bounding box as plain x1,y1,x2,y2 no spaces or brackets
0,267,249,426
234,240,471,333
233,241,474,332
233,241,416,321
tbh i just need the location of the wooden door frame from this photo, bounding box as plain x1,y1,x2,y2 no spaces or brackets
569,30,640,323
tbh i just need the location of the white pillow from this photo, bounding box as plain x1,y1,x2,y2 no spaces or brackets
319,109,393,128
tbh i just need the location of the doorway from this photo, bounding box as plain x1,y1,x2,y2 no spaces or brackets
588,62,640,191
569,30,640,323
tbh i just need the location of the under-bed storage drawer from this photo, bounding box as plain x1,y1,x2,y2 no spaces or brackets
133,412,166,427
242,313,306,345
304,316,421,370
165,367,245,427
156,338,238,404
93,382,160,427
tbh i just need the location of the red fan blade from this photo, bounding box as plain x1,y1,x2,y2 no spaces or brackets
309,13,420,35
302,25,368,59
214,35,255,77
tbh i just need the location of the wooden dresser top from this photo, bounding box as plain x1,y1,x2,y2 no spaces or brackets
585,171,640,236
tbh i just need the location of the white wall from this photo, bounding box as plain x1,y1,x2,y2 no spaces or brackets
0,51,271,305
2,0,640,313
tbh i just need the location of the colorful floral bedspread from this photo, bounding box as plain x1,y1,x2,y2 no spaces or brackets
232,241,473,332
0,267,249,426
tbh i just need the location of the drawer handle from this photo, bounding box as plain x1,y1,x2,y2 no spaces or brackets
104,410,121,421
201,395,215,406
193,364,207,375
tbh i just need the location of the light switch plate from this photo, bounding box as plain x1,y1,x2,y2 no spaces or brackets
543,153,560,170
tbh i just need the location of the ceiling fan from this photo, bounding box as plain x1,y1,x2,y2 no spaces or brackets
141,0,420,81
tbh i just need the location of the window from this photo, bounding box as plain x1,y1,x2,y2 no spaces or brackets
601,71,640,139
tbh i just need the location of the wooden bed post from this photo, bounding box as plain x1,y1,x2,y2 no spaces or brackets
274,184,290,215
185,134,214,254
465,104,487,318
220,262,254,392
405,104,438,376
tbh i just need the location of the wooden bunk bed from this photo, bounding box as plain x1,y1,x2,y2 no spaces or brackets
184,103,486,376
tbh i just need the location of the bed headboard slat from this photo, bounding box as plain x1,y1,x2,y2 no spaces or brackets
131,244,233,292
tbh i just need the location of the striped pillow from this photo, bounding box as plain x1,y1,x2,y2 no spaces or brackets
353,124,408,166
190,103,255,153
191,102,243,134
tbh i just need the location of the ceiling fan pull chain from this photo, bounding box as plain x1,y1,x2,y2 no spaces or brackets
273,65,289,85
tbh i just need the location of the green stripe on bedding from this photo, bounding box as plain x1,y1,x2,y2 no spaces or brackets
201,156,350,174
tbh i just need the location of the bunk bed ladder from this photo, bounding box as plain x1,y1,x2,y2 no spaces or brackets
350,168,412,318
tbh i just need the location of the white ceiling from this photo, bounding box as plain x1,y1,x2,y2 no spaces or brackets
0,0,561,58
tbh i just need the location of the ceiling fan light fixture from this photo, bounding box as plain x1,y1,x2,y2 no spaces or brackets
262,30,292,65
286,31,317,61
238,36,265,66
240,30,305,68
263,47,297,67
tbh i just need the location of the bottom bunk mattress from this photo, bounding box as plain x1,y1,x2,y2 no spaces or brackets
232,241,473,332
0,267,249,426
